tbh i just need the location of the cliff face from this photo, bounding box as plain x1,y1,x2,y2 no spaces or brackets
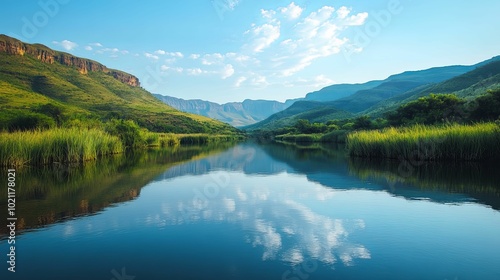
153,94,293,127
0,35,140,87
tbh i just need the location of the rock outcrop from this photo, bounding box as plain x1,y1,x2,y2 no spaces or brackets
0,34,140,87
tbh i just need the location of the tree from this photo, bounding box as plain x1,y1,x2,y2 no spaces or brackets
294,119,311,134
105,119,144,148
353,116,372,130
387,94,466,126
34,103,64,125
469,89,500,121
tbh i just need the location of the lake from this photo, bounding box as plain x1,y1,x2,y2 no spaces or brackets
1,142,500,279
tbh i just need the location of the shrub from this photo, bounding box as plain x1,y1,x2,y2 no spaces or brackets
105,119,144,148
8,112,55,132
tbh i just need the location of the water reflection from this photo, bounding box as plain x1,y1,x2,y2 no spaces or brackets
0,143,236,237
348,156,500,210
155,172,370,267
260,142,500,210
1,141,500,279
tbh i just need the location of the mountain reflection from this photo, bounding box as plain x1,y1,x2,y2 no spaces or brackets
0,144,235,237
154,142,500,210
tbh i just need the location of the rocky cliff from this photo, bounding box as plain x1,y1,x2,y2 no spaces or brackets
0,34,139,87
153,94,294,127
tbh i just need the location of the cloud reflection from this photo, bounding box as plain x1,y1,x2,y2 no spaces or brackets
154,173,370,267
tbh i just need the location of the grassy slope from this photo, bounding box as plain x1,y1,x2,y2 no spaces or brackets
0,51,236,134
246,64,490,131
245,101,352,130
362,60,500,117
316,65,475,112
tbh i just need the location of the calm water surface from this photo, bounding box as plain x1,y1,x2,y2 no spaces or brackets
1,142,500,279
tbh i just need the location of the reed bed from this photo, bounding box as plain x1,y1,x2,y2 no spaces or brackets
346,123,500,161
0,128,123,166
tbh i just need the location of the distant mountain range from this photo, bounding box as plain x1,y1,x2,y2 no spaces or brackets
0,34,236,133
154,94,295,127
156,56,500,129
246,56,500,130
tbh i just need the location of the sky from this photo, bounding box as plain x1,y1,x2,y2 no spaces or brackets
1,0,499,104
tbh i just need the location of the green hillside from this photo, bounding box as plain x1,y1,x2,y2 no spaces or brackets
247,57,500,132
363,60,500,117
327,65,479,113
305,80,383,102
244,101,352,130
305,65,475,104
0,35,236,134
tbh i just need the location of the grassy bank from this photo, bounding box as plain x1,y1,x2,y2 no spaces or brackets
1,127,246,166
0,128,123,166
155,133,245,147
347,123,500,161
275,130,349,144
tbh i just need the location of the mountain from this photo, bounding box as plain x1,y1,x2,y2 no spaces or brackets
304,64,483,104
362,59,500,117
244,100,352,130
305,80,384,102
154,94,294,127
247,56,500,131
0,35,236,134
325,65,478,113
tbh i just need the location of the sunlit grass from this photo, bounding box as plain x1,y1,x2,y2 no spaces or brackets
0,128,123,166
346,123,500,161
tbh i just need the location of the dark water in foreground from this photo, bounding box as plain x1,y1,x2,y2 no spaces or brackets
1,142,500,279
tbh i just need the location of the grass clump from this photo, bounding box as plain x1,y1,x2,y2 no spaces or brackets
0,128,123,166
346,123,500,161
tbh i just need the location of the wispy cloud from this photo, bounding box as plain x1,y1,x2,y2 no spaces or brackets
52,40,78,51
145,52,159,60
190,54,201,59
244,20,281,53
139,2,369,93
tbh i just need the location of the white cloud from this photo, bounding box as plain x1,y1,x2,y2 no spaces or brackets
90,42,103,47
261,9,276,20
167,52,184,58
52,40,78,51
84,46,92,51
279,2,303,20
187,68,203,75
251,75,269,87
221,64,235,79
268,5,366,76
161,65,184,73
245,23,281,53
202,53,225,65
155,49,166,55
145,52,159,60
336,6,350,19
313,74,335,87
190,54,201,59
343,12,369,26
234,76,247,87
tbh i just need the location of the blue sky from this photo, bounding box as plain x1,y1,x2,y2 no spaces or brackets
1,0,499,103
